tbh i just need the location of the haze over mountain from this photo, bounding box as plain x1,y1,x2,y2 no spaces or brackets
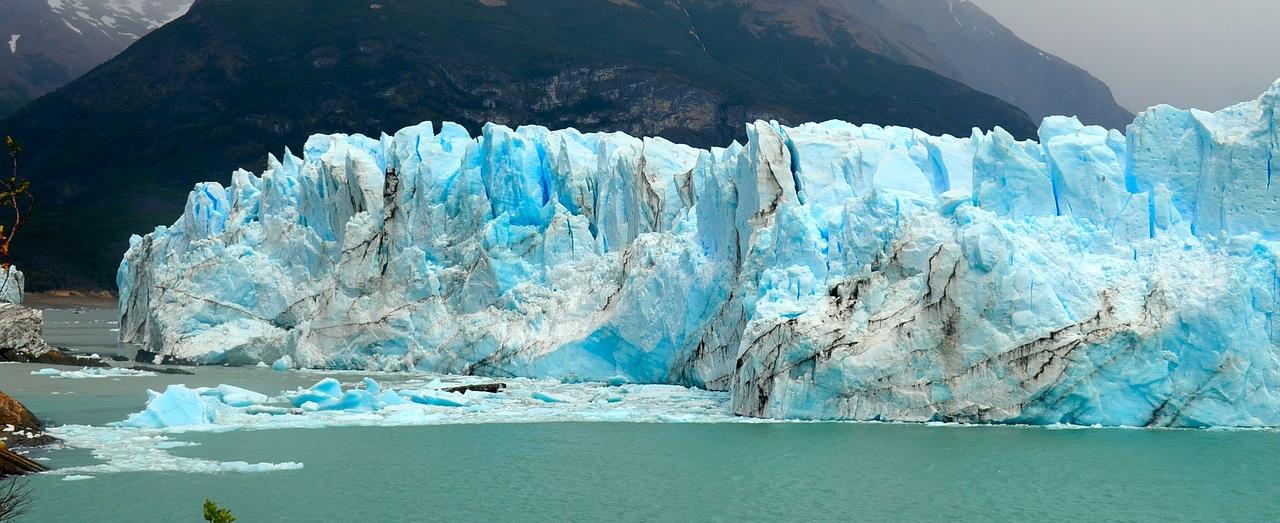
0,0,192,117
0,0,1129,289
973,0,1280,114
737,0,1133,129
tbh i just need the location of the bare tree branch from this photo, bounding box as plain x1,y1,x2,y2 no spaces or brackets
0,478,32,522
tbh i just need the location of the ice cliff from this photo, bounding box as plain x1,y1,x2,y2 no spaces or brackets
119,80,1280,427
0,266,23,304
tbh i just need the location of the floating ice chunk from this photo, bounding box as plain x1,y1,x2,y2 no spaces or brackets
323,390,382,412
122,385,218,428
288,378,343,407
532,392,567,403
154,441,199,449
32,367,157,378
291,375,343,404
63,475,94,481
197,384,268,407
243,405,291,415
271,356,292,371
592,391,625,404
409,392,466,407
287,377,394,412
377,390,407,406
310,378,343,398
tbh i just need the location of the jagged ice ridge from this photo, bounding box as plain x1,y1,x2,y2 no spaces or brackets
119,81,1280,427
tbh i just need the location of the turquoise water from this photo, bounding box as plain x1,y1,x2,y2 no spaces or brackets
5,309,1280,522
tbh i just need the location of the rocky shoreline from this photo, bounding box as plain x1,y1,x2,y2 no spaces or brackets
0,302,55,477
0,391,49,477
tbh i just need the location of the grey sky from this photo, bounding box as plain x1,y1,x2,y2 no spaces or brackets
968,0,1280,114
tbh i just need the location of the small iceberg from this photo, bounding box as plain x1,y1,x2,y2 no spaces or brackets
121,385,220,429
31,367,157,379
409,393,466,408
531,392,568,404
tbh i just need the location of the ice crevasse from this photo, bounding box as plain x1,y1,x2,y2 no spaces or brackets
119,80,1280,427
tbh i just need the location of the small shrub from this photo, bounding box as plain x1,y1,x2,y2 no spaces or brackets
202,498,236,523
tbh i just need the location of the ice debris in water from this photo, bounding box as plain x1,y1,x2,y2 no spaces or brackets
48,375,734,477
31,367,156,378
48,424,302,477
117,81,1280,427
117,376,735,431
121,384,273,428
286,377,405,412
203,384,269,408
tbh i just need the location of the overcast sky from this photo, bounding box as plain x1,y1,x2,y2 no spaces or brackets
968,0,1280,114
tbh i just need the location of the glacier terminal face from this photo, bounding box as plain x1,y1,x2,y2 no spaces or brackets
119,80,1280,427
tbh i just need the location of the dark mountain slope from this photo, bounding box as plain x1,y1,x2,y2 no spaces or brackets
1,0,1036,289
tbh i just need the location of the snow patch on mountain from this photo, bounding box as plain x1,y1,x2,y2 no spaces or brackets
46,0,191,41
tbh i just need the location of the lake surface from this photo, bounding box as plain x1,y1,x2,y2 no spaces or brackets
4,308,1279,522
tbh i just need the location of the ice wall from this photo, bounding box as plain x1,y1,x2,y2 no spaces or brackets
0,265,23,304
119,80,1280,427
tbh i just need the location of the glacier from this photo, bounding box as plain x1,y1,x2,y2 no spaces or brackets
0,265,23,304
118,80,1280,428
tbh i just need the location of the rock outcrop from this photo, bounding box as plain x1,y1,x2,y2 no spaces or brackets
0,390,51,477
0,304,44,355
0,303,107,367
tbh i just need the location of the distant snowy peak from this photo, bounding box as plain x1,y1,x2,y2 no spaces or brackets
46,0,192,41
0,0,193,116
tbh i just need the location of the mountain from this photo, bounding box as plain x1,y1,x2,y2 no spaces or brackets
734,0,1133,129
0,0,192,117
1,0,1134,129
2,0,1049,290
